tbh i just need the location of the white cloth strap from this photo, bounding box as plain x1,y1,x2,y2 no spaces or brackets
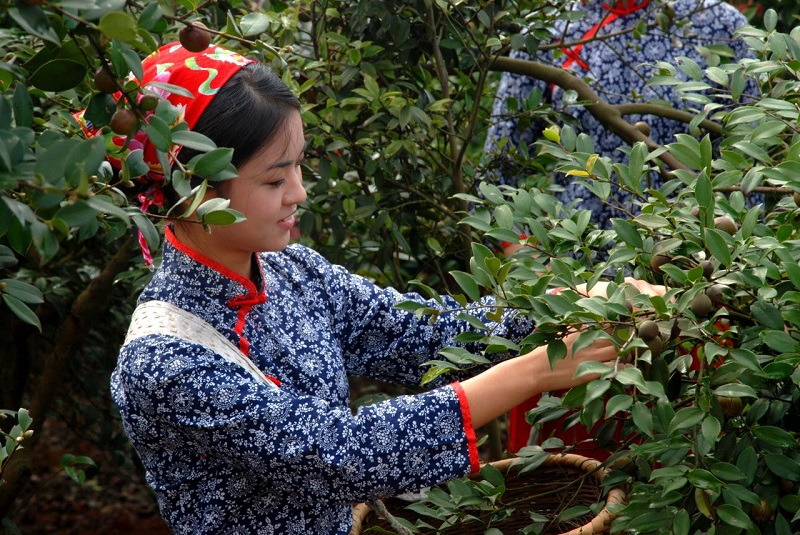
124,300,277,389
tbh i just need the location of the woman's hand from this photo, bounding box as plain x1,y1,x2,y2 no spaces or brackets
527,329,619,394
574,278,667,300
461,329,620,429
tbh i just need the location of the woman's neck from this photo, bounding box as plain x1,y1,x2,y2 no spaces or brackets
171,222,255,282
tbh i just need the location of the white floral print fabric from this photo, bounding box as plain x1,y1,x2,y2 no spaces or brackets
111,227,532,534
485,0,759,230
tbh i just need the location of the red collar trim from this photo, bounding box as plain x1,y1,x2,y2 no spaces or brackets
165,225,265,300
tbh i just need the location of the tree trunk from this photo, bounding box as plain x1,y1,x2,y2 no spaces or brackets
0,237,135,519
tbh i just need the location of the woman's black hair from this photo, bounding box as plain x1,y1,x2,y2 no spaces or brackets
169,63,301,202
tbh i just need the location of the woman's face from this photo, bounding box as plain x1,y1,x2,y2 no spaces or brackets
201,111,307,264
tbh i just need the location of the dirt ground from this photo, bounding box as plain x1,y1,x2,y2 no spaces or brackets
9,418,169,535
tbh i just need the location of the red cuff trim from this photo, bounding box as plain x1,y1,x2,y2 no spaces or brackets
451,381,480,474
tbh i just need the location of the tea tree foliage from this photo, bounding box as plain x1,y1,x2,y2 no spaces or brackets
1,0,799,533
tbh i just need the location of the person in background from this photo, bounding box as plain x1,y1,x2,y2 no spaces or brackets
486,0,756,233
483,0,757,455
84,42,664,534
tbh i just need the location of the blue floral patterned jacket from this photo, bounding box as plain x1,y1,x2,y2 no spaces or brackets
485,0,759,230
111,227,532,534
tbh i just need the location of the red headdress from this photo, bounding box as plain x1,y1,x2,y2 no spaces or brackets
75,41,255,267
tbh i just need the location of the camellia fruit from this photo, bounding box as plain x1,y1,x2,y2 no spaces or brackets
750,500,773,525
706,284,725,306
109,109,138,135
637,319,660,341
650,253,671,274
699,260,714,280
139,96,159,111
93,66,117,94
714,216,738,235
717,396,743,418
179,22,211,53
690,293,713,317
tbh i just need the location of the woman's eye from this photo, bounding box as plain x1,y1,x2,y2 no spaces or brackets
266,179,285,188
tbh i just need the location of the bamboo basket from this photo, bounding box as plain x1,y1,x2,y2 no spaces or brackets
350,453,625,535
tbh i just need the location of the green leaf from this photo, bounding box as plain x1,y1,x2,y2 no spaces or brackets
85,196,130,224
1,294,41,331
450,271,480,302
123,150,151,180
605,394,632,418
632,400,653,437
753,426,797,448
171,130,217,153
189,148,235,179
0,279,43,304
98,11,138,42
702,416,722,447
687,468,722,490
710,461,747,482
29,60,87,92
547,339,567,370
703,228,731,268
145,115,173,153
717,503,755,529
751,302,785,330
8,5,60,44
714,384,757,398
611,219,642,249
239,12,270,36
13,83,32,128
201,209,243,226
130,212,159,251
84,93,116,129
669,407,705,435
17,408,31,431
695,171,712,210
764,454,800,481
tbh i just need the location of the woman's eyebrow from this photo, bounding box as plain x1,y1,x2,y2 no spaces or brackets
267,144,307,170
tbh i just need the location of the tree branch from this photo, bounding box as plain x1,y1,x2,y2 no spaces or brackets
488,55,688,171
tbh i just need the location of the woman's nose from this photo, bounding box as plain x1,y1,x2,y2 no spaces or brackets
287,165,307,205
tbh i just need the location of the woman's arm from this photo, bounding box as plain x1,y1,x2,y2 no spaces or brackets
460,329,618,429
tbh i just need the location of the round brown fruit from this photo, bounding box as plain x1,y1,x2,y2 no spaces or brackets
714,216,738,235
718,396,743,418
690,206,701,218
699,260,714,280
706,284,725,306
623,299,634,316
779,478,796,495
139,96,159,111
633,121,651,137
690,293,713,317
179,22,211,53
750,500,773,525
109,109,138,135
650,253,671,274
793,191,800,207
646,335,663,357
93,66,117,93
637,319,660,341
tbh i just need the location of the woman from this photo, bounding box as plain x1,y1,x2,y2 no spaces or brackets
101,42,661,534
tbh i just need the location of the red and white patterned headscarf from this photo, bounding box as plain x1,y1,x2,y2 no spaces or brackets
75,41,255,266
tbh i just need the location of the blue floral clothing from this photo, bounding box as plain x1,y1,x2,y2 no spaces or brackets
485,0,757,230
111,227,532,534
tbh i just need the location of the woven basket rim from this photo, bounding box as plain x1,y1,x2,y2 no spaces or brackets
350,453,626,535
